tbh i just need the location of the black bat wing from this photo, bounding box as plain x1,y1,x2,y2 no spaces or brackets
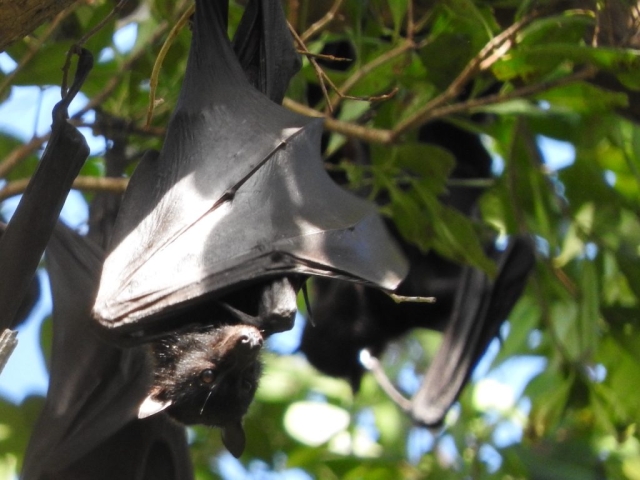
93,0,407,338
410,235,535,426
0,50,91,332
21,225,155,478
232,0,300,104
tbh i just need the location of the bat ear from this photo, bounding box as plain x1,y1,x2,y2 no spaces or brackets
220,302,258,326
221,421,246,458
138,393,173,419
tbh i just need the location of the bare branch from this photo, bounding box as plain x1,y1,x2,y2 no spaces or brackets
390,13,538,140
282,97,393,144
327,39,415,111
0,134,49,179
388,294,436,304
0,176,129,202
300,0,345,42
391,66,597,137
283,63,595,146
0,6,75,99
146,3,195,126
72,20,170,120
0,329,17,375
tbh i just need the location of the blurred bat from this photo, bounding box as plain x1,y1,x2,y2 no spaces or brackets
300,120,536,425
92,0,407,344
410,235,535,425
303,232,535,426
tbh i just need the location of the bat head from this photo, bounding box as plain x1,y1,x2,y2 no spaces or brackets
139,323,264,457
300,274,454,392
300,280,377,391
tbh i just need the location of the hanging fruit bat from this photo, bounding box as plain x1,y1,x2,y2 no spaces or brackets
300,118,536,426
302,232,535,426
92,0,408,344
24,1,306,466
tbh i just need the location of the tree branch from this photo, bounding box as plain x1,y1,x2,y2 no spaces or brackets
0,0,79,52
0,6,76,99
389,66,597,141
327,39,415,112
389,14,537,140
300,0,345,42
0,176,128,202
0,329,17,375
283,65,596,146
282,97,393,144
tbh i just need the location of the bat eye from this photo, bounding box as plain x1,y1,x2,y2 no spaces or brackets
241,378,253,392
200,369,216,384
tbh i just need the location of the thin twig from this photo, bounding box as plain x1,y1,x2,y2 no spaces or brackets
0,135,49,179
296,51,351,62
359,349,412,411
327,39,415,111
390,66,596,142
388,294,436,304
413,9,433,34
301,0,345,42
390,14,537,140
288,0,300,30
62,0,132,96
406,0,415,41
290,22,398,112
0,176,129,202
146,3,195,126
72,20,171,121
288,22,333,109
282,65,595,146
282,97,393,144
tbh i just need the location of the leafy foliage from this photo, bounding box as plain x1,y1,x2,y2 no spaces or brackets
1,0,640,479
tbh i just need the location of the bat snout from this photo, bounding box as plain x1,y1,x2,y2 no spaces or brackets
235,325,263,349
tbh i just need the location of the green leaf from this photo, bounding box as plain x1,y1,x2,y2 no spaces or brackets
419,31,474,90
490,294,540,368
393,142,455,191
386,0,408,34
537,82,629,114
525,369,573,433
9,43,74,87
494,44,640,82
615,243,640,301
578,260,599,358
517,13,593,47
428,202,497,274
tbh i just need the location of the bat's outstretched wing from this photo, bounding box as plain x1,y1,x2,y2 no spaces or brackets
93,0,407,339
410,235,535,426
22,224,192,479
